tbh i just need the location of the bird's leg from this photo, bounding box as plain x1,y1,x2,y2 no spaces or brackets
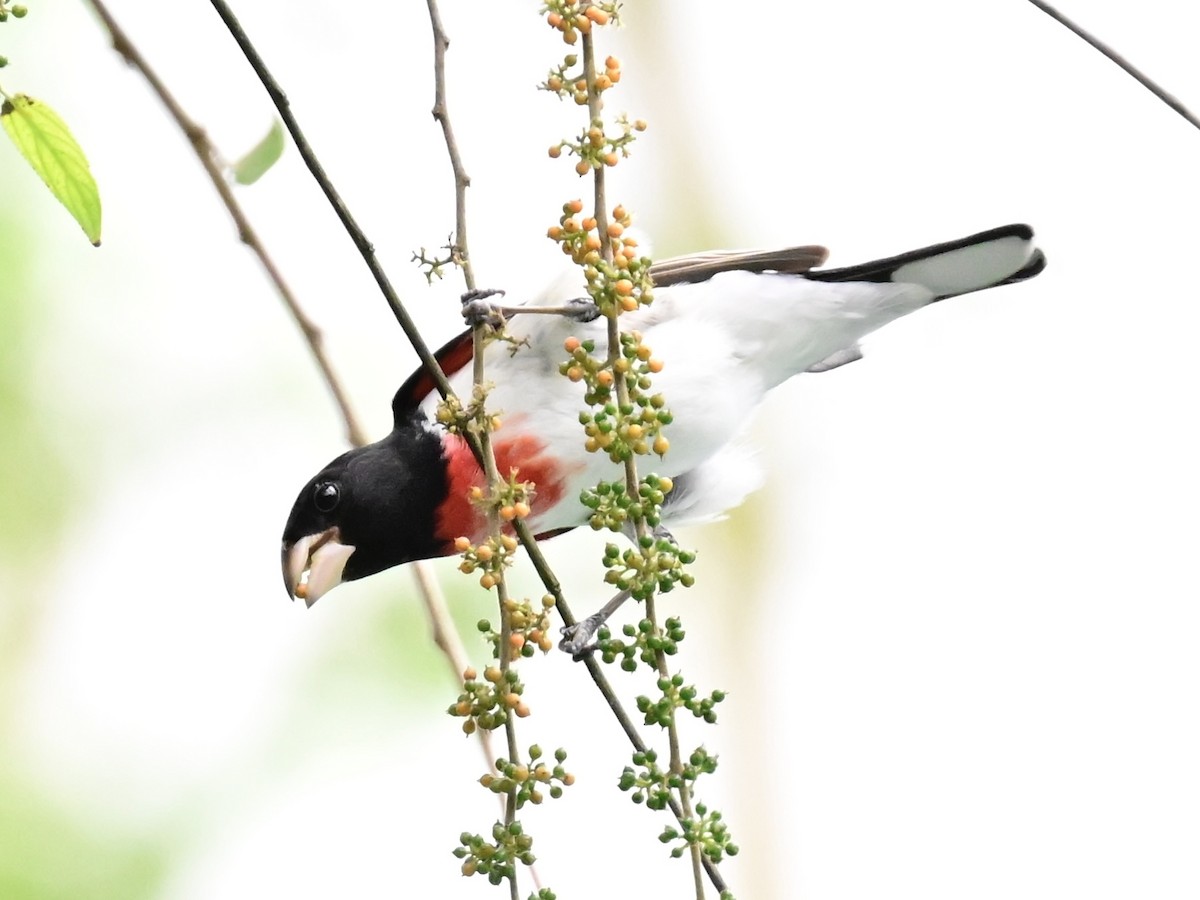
558,523,678,659
461,293,600,327
558,588,632,659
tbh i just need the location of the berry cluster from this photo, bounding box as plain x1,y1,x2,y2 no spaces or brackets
562,335,672,464
636,675,726,728
449,664,529,735
453,821,534,885
543,0,618,44
597,615,686,671
474,595,557,661
660,802,739,865
600,532,696,602
434,383,502,438
479,745,575,809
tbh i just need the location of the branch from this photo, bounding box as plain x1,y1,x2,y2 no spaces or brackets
83,0,367,448
1025,0,1200,133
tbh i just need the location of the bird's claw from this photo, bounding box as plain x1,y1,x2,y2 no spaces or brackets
461,289,507,328
564,297,601,323
559,613,605,660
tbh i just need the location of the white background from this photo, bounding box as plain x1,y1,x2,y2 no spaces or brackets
2,1,1198,898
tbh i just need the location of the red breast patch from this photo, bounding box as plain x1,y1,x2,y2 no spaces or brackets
435,428,570,547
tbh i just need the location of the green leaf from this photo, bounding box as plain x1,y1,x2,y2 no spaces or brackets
1,93,102,246
231,119,285,185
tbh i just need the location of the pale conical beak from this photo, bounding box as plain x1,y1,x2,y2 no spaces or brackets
281,528,356,608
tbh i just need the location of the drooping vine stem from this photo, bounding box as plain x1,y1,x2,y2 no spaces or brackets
580,25,706,899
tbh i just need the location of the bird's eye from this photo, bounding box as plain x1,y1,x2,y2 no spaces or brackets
313,481,340,513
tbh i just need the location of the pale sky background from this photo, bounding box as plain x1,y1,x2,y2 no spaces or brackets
2,1,1198,899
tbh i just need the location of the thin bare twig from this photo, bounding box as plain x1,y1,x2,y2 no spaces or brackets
425,0,476,292
1025,0,1200,133
83,0,367,448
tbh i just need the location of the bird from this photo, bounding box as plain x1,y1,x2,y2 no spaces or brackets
282,223,1045,608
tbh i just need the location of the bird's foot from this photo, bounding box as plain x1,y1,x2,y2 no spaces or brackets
559,612,606,660
558,588,633,660
562,296,601,322
460,288,508,328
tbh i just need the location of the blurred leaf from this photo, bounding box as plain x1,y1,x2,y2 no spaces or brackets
1,94,102,246
231,119,284,185
0,772,167,900
0,208,72,568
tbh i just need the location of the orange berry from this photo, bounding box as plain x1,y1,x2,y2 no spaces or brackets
585,6,609,24
479,573,497,589
614,278,634,296
653,435,670,455
607,222,624,238
562,217,578,233
501,535,518,552
475,544,493,561
620,296,639,312
454,536,471,552
594,74,612,91
576,15,591,33
633,118,648,131
603,152,619,167
605,55,620,70
548,145,562,158
547,12,563,27
499,505,517,522
573,91,588,106
585,234,602,251
648,358,664,373
563,26,578,44
622,245,637,260
469,485,485,501
566,198,584,214
575,160,590,176
462,666,477,681
607,68,622,84
484,666,501,683
582,216,598,231
546,75,563,92
567,366,584,382
455,700,472,716
509,633,526,650
596,370,614,387
575,79,588,92
546,225,563,240
514,501,532,519
515,702,531,718
612,204,627,221
564,336,581,353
